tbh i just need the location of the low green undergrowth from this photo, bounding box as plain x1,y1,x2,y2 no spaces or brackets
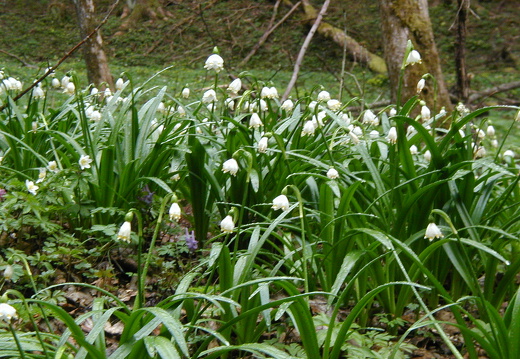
0,49,519,358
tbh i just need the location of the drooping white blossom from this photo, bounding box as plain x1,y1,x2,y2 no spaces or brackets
204,54,224,73
424,222,443,241
272,194,290,211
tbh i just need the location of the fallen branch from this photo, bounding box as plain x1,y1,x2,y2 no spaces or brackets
239,0,301,67
284,0,387,75
282,0,331,101
0,49,37,69
0,0,120,112
468,80,520,104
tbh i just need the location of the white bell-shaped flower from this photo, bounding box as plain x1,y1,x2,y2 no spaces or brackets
272,194,290,211
222,158,239,176
204,54,224,73
424,222,443,241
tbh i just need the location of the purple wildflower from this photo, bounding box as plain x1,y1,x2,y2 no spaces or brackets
184,228,198,252
139,184,154,205
0,188,6,201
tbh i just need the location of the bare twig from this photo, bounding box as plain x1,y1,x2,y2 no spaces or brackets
239,0,301,67
0,49,37,69
0,0,120,112
282,0,331,101
468,80,520,104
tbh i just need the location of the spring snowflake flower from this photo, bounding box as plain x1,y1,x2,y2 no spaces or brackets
204,54,224,73
182,87,190,99
202,89,217,103
225,98,235,110
257,137,268,153
222,158,239,176
486,125,495,137
369,130,380,139
349,132,360,145
387,127,398,144
363,110,378,126
504,150,515,159
389,108,397,117
90,87,99,95
474,146,486,158
115,78,125,91
0,303,17,322
351,125,363,137
89,110,101,122
26,180,38,195
3,265,13,281
61,75,70,88
327,99,341,111
64,82,75,95
227,78,242,94
476,128,486,139
424,150,432,162
117,221,132,243
78,155,93,170
249,113,263,128
421,105,431,121
220,215,235,233
261,87,278,99
51,78,61,89
272,194,290,211
416,78,425,93
424,222,443,241
410,145,418,155
169,203,182,222
33,85,45,99
405,50,422,66
281,99,294,112
302,120,316,136
317,90,331,102
327,168,339,180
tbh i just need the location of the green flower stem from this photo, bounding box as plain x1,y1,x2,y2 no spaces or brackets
8,254,53,333
6,290,50,359
128,208,144,309
140,194,173,309
284,185,309,293
9,323,26,359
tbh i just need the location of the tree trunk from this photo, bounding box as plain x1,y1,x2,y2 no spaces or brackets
73,0,113,89
454,0,470,102
379,0,452,112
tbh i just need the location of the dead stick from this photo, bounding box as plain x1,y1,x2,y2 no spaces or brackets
0,0,120,112
282,0,331,102
0,50,38,69
239,1,301,67
468,80,520,103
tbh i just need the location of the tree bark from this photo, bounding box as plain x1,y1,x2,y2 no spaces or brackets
73,0,113,89
454,0,470,102
379,0,452,112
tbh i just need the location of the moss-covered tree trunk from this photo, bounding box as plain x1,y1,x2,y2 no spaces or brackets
379,0,452,112
73,0,113,89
